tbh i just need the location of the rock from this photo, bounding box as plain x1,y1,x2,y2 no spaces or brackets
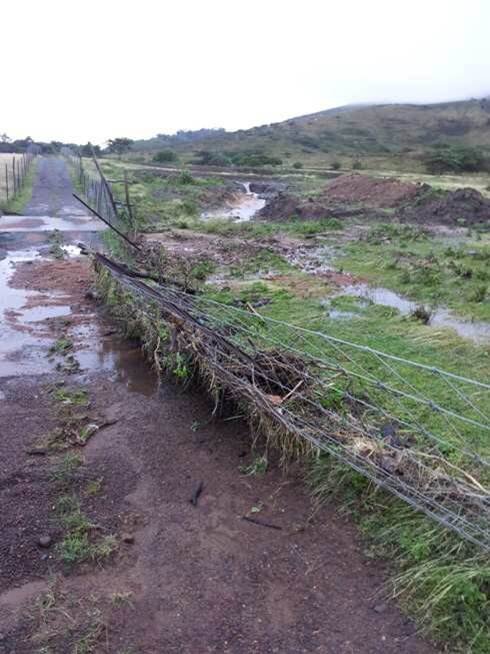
38,535,52,548
121,533,135,544
373,602,387,613
85,289,99,301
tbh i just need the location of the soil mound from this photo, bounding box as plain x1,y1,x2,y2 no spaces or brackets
324,174,422,207
399,187,490,226
258,192,372,221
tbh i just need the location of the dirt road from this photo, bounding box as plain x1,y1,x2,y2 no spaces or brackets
0,158,437,653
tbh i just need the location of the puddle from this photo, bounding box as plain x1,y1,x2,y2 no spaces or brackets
0,248,44,314
21,304,72,322
201,182,266,222
73,323,157,395
334,283,490,343
0,215,104,232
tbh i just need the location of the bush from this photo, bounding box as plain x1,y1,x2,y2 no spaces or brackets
352,160,363,170
424,145,488,174
293,162,303,169
331,161,341,170
153,150,178,164
177,170,195,185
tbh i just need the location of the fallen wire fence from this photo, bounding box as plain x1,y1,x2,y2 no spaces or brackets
92,250,490,551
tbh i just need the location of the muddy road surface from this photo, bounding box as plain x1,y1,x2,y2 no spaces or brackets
0,157,437,653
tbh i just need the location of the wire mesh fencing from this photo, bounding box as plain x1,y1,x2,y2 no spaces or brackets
94,252,490,551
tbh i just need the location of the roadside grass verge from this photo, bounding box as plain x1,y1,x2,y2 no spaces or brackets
0,156,37,214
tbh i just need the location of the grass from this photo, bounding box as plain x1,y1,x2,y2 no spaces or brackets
0,155,37,213
336,224,490,321
49,338,73,355
51,453,84,485
310,455,490,652
240,455,268,476
52,387,89,406
56,494,117,565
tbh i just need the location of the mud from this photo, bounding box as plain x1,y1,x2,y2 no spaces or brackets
259,173,490,227
324,174,423,208
0,157,438,653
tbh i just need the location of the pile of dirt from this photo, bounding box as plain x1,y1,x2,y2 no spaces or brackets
258,191,377,221
399,186,490,227
323,174,423,208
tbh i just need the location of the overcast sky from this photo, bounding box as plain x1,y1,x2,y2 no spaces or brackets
3,0,490,144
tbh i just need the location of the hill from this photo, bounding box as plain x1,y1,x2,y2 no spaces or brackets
130,98,490,170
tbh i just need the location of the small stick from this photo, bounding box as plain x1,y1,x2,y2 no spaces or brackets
282,379,304,403
242,516,282,530
190,480,204,506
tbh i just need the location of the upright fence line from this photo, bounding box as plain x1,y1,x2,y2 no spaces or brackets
1,152,35,206
69,149,134,232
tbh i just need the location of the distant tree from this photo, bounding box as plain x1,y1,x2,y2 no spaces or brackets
107,137,134,157
80,142,101,157
0,133,10,143
153,149,178,164
352,160,363,170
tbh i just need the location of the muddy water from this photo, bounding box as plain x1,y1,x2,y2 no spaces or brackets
333,283,490,343
277,241,490,344
201,182,266,222
0,214,103,232
0,216,157,391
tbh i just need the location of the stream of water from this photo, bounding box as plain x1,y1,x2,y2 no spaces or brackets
200,182,266,222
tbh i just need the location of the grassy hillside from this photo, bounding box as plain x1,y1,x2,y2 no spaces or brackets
129,98,490,171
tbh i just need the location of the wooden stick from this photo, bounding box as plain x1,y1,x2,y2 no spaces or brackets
72,193,141,250
242,516,282,530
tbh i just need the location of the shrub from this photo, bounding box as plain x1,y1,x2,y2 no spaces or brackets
153,150,178,164
177,170,195,185
293,162,303,169
331,161,341,170
352,160,363,170
424,145,488,174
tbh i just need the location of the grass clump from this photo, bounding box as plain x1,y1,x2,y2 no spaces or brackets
56,494,117,565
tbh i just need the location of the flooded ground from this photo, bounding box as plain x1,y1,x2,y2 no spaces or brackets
330,283,490,343
201,182,266,221
0,214,103,231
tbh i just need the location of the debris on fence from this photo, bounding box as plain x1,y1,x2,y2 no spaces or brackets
91,249,490,551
